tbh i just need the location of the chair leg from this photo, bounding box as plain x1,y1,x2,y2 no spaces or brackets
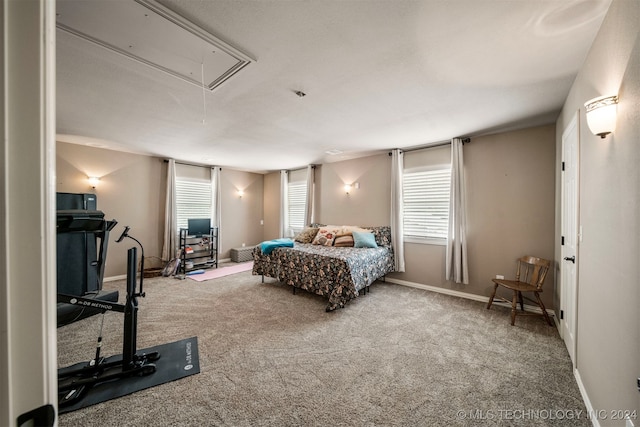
487,284,498,309
518,291,524,311
510,291,518,325
534,292,553,326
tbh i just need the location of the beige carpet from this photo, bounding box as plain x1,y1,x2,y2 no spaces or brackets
58,268,589,426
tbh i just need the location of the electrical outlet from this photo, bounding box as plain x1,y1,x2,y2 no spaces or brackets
496,274,504,280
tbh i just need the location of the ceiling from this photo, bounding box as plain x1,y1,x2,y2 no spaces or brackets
56,0,612,173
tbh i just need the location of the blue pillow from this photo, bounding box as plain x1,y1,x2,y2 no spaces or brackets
352,231,377,248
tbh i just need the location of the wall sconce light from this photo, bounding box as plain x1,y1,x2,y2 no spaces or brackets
88,176,100,189
237,189,244,198
584,95,618,138
344,182,359,194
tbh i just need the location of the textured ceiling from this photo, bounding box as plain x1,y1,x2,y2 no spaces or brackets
56,0,612,173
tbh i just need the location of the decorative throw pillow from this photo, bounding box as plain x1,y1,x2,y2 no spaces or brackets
365,226,392,247
353,231,378,248
333,234,354,247
343,226,371,234
311,226,341,246
294,227,319,243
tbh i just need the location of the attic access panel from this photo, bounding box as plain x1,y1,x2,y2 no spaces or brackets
56,0,253,91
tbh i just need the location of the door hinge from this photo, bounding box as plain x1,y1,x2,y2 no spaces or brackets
561,161,565,171
560,310,564,320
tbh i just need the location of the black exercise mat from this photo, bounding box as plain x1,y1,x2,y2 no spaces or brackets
58,336,200,414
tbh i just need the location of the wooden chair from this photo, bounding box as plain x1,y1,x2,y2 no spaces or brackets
486,255,553,326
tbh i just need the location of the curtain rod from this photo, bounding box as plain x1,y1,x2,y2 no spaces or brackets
389,137,471,155
286,165,315,173
164,159,221,169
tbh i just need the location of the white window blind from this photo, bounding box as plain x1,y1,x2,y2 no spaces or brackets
175,178,212,231
403,167,451,240
287,181,307,233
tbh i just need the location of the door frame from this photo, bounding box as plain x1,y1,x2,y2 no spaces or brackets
0,0,58,425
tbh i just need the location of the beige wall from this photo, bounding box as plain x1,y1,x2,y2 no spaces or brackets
307,127,556,308
316,154,391,227
57,142,265,275
263,156,394,239
219,168,264,258
57,142,165,278
465,126,556,307
263,171,281,240
388,126,557,308
555,0,639,419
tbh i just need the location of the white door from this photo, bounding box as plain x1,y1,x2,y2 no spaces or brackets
561,112,579,365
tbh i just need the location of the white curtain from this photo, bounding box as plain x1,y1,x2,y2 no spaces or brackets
390,149,405,272
446,138,469,284
304,165,315,227
161,159,177,261
211,167,222,256
279,170,288,238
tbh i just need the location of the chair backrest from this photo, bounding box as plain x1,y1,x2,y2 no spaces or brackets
515,255,551,291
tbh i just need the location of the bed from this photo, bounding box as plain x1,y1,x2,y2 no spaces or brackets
252,225,394,311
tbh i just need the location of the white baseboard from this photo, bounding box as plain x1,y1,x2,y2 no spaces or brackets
104,274,127,282
384,277,556,318
574,368,599,427
105,259,230,282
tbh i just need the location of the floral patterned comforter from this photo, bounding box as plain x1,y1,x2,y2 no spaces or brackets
252,242,394,311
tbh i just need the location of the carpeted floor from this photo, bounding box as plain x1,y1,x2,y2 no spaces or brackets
57,267,589,426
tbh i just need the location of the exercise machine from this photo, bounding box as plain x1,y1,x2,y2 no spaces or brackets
56,209,119,326
58,226,160,408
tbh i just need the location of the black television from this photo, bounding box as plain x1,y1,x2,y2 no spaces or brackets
188,218,211,237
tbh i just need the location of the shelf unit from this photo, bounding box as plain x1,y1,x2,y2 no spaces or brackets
179,227,218,274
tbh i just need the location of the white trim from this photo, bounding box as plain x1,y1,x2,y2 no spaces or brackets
57,0,254,92
404,237,447,246
1,0,58,423
554,312,561,330
104,257,232,282
574,368,599,427
385,277,556,317
104,274,128,282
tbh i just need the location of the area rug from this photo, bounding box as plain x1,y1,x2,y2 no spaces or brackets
187,261,253,282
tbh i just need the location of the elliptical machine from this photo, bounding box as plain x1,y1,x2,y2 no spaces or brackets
58,226,160,407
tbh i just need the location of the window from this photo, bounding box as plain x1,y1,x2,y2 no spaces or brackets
403,166,451,243
286,168,309,236
175,178,211,231
287,180,307,234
